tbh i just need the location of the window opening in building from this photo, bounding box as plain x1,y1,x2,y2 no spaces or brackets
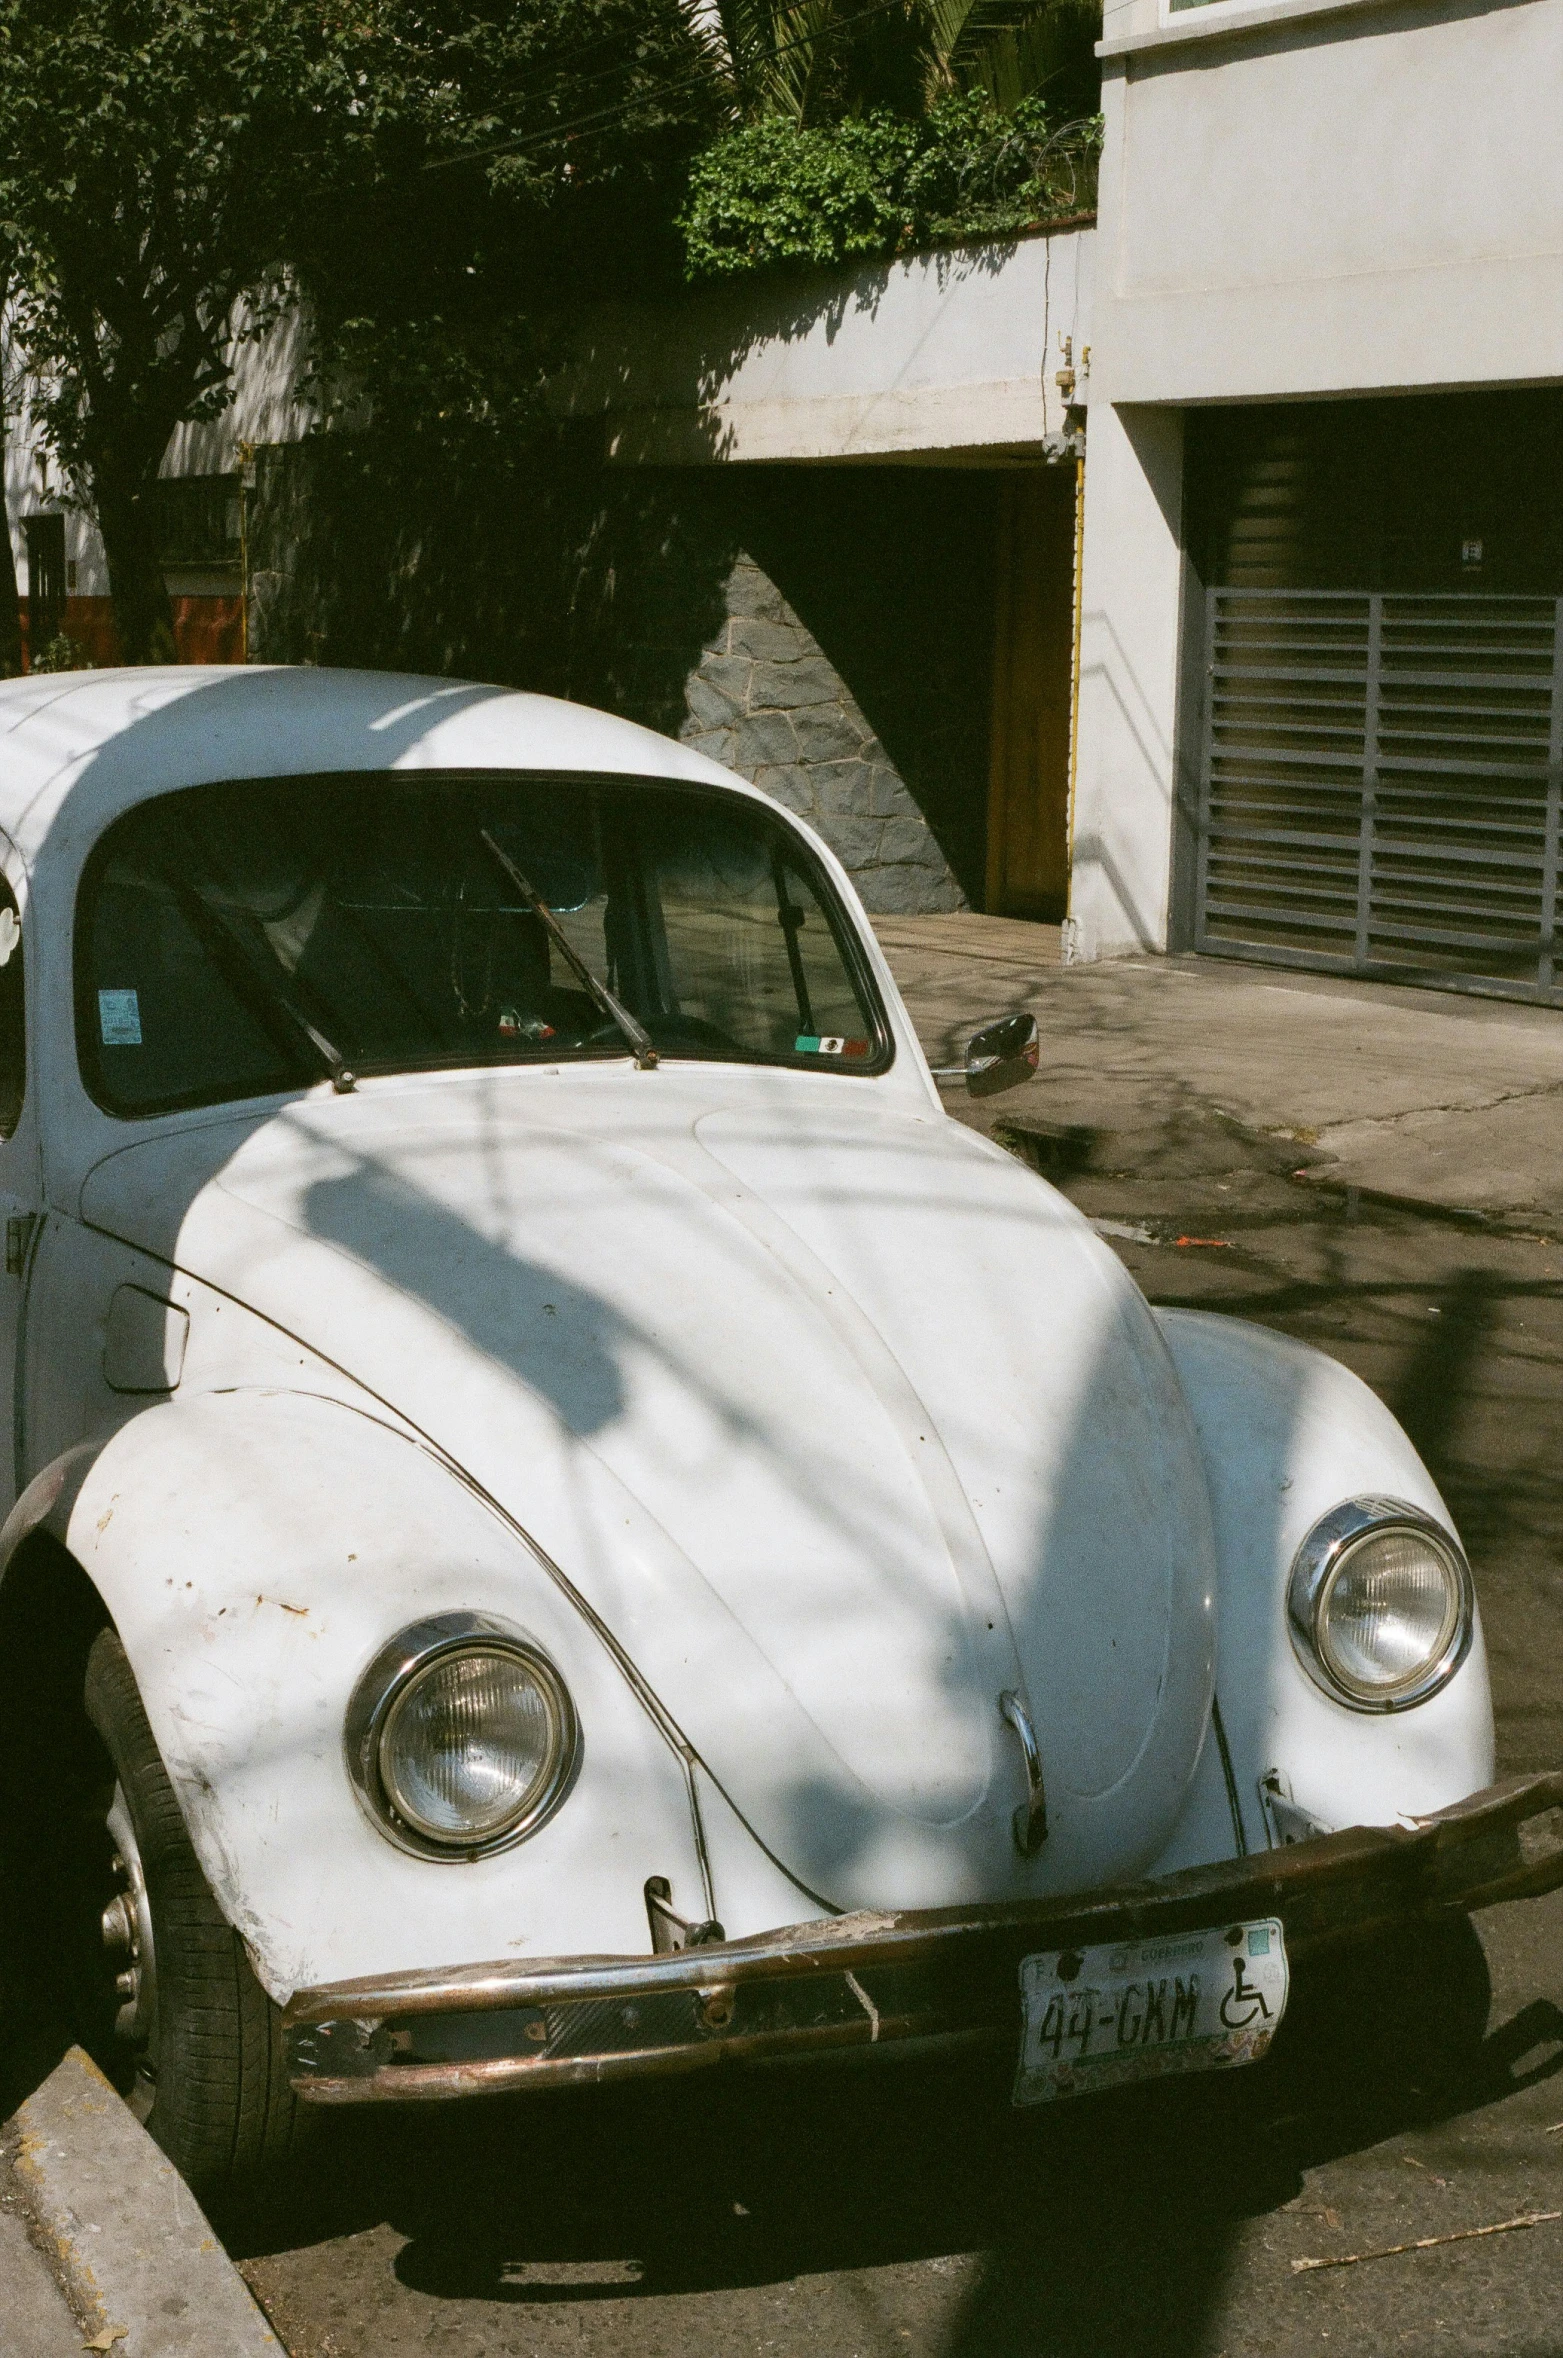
153,475,243,568
23,514,66,652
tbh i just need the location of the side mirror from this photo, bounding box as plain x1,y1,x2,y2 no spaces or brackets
965,1012,1039,1099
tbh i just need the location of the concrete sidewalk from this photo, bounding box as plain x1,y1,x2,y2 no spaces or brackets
876,918,1563,1222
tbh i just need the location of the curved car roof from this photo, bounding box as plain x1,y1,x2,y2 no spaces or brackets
0,665,749,865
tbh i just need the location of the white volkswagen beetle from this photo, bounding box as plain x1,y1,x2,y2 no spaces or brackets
0,667,1557,2201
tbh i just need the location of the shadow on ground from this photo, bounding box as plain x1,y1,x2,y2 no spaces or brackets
227,1917,1561,2356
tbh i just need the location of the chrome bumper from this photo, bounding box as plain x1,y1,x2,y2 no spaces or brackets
285,1771,1563,2104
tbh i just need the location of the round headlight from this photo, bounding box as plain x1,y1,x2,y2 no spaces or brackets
1288,1499,1473,1711
346,1614,579,1857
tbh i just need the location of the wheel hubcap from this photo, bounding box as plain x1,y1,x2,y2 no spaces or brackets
100,1786,158,2081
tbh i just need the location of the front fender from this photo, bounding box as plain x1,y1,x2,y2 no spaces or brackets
1152,1311,1494,1861
24,1390,713,2001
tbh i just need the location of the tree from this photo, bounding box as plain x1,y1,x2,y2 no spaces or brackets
681,0,1102,280
258,0,723,679
710,0,1100,128
0,0,363,662
292,1,721,471
0,0,720,664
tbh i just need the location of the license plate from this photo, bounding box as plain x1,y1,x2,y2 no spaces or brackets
1012,1917,1289,2106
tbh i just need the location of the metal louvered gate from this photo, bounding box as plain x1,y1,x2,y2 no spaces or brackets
1194,591,1563,1005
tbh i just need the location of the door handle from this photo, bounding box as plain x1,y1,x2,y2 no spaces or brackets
5,1213,36,1277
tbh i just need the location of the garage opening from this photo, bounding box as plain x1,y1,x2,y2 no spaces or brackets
1183,391,1563,1005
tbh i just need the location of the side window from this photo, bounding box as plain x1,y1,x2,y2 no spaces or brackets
0,878,22,1139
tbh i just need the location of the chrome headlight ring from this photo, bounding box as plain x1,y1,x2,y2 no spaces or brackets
1286,1496,1474,1713
344,1610,581,1861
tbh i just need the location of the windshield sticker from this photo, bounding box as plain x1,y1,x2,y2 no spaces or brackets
99,988,144,1047
795,1034,869,1059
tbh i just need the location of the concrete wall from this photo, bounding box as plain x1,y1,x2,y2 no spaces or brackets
1093,0,1563,403
1070,405,1187,961
559,229,1094,465
161,301,313,476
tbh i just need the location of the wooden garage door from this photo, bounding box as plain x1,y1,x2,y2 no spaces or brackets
986,470,1077,922
1194,589,1563,1005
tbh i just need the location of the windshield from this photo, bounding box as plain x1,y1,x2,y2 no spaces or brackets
76,771,890,1119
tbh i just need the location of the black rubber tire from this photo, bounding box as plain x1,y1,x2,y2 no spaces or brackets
82,1627,306,2205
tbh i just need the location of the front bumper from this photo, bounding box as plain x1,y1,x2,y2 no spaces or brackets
285,1771,1563,2103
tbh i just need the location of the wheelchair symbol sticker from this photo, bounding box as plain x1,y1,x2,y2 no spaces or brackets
1219,1954,1275,2030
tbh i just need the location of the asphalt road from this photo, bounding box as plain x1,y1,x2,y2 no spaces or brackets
237,946,1563,2358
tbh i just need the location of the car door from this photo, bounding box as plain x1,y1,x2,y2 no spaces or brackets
0,839,42,1521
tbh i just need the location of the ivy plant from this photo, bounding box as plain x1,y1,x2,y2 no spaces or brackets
680,92,1100,280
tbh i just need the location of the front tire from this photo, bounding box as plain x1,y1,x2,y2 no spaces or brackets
83,1629,305,2204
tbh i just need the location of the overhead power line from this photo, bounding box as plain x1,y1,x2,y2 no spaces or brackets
429,10,714,148
422,0,922,175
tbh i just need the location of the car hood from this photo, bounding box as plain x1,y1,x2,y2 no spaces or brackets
78,1069,1216,1909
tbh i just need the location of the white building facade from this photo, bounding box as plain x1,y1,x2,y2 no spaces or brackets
1072,0,1563,1001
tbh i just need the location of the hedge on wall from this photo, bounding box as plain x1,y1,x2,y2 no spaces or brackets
679,93,1100,280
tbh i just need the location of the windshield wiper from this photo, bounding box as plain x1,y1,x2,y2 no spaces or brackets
479,829,658,1071
161,867,358,1094
771,851,815,1036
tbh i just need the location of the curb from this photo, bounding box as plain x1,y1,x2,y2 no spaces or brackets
0,2184,83,2356
6,2047,283,2355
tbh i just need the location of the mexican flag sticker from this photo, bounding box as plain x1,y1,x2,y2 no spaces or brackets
795,1034,869,1058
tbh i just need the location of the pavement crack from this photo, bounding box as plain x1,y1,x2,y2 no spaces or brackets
1317,1081,1563,1140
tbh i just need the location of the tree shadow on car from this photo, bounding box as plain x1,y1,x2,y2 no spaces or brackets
230,1913,1558,2354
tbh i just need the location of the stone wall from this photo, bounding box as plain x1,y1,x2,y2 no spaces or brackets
679,554,967,915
